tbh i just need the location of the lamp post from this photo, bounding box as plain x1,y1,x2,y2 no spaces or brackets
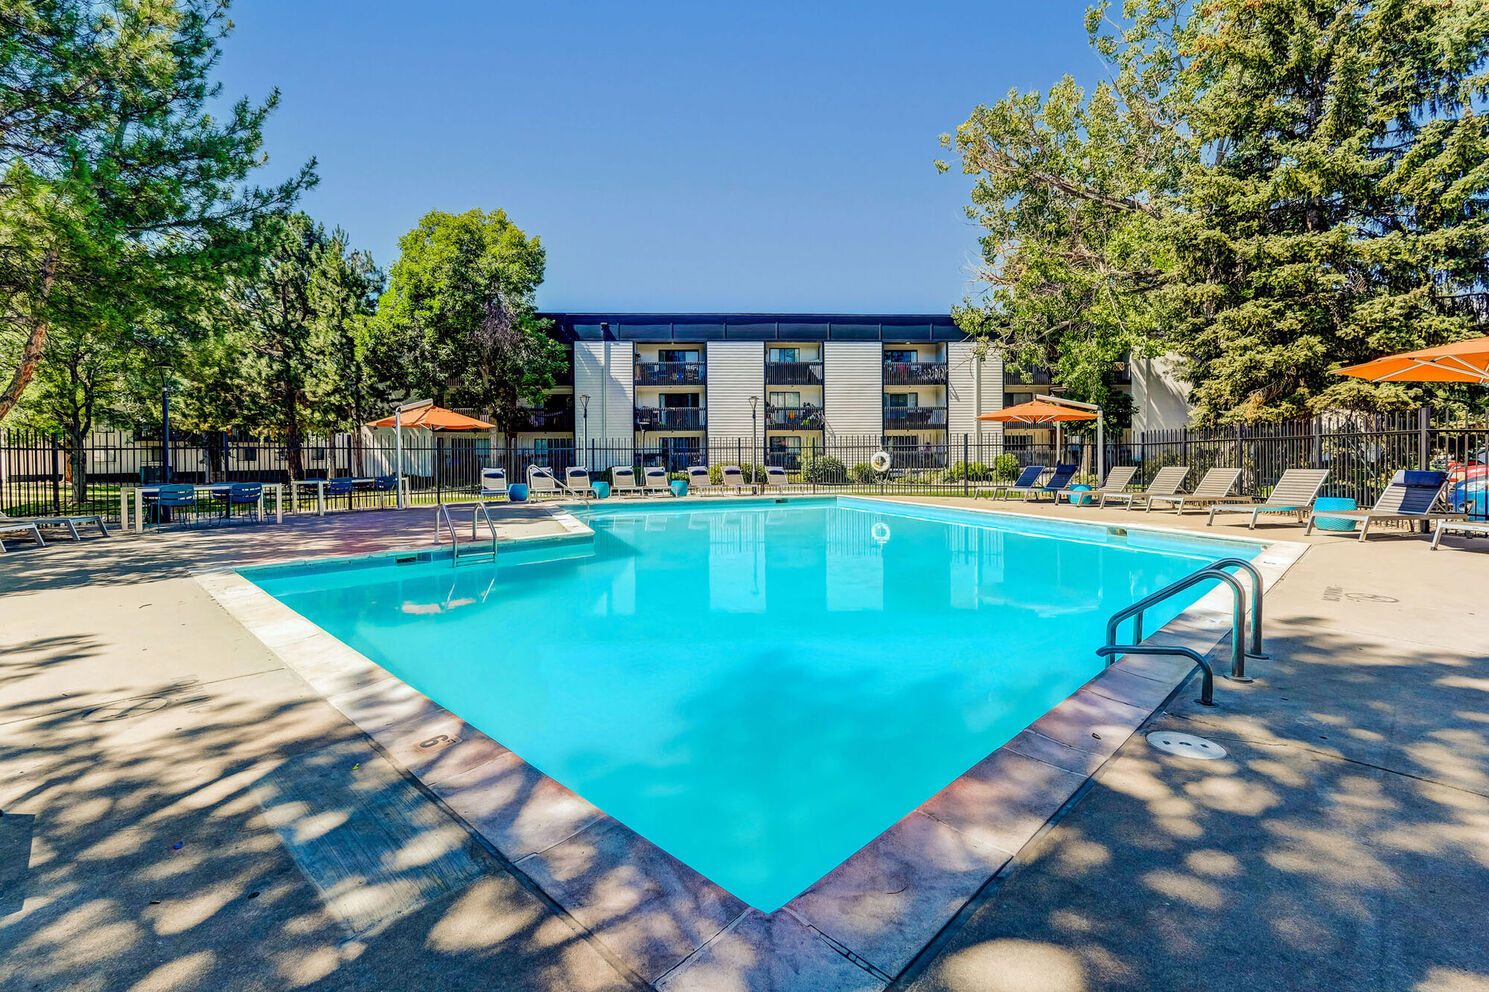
579,393,591,465
160,383,172,484
749,395,760,493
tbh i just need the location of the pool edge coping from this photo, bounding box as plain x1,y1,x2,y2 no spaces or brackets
192,501,1309,991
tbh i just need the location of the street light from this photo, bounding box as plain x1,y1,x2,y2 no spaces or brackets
579,393,591,464
749,395,760,493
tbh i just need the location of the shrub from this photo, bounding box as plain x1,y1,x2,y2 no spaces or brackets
942,460,993,482
850,462,879,484
800,452,848,485
992,453,1020,481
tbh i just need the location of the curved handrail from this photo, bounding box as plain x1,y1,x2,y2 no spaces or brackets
434,503,457,548
1105,567,1250,679
1097,644,1215,706
1210,557,1266,659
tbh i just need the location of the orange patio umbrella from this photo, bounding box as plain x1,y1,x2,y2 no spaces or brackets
977,398,1101,424
1334,335,1489,384
367,404,494,431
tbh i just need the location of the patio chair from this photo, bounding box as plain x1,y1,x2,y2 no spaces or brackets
976,464,1045,500
1063,465,1137,505
643,466,675,496
563,466,599,500
324,478,354,511
0,518,46,552
687,465,716,495
479,468,508,499
719,465,748,493
610,466,642,496
369,474,399,507
1145,467,1244,513
151,483,198,526
1306,470,1465,541
1207,468,1329,528
764,466,801,493
1100,465,1189,509
221,482,264,523
1024,464,1079,502
0,510,107,541
527,465,561,499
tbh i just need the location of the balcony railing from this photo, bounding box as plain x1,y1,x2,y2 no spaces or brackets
635,407,706,431
883,406,948,428
765,406,825,430
635,361,705,386
765,361,823,386
883,361,947,386
521,409,575,431
1004,367,1051,386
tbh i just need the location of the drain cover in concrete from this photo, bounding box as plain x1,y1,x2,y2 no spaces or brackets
1146,731,1227,760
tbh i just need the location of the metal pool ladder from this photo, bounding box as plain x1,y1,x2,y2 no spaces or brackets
1096,557,1265,706
435,501,500,567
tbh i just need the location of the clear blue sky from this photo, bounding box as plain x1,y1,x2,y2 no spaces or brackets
214,1,1101,313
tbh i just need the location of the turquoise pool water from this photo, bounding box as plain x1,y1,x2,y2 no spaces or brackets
244,497,1263,911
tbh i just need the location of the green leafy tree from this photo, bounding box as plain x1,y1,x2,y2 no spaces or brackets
367,208,565,437
0,0,316,422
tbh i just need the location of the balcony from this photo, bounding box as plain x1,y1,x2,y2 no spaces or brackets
1004,367,1051,386
635,406,706,431
765,405,825,431
766,361,823,386
883,406,947,428
635,361,705,386
521,408,574,431
883,361,947,386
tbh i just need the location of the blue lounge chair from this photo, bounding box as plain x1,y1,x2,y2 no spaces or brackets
978,464,1045,500
1025,463,1079,501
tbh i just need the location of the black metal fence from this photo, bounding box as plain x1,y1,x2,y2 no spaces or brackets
3,410,1486,523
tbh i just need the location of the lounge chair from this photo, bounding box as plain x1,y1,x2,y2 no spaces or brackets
1,510,107,540
687,465,716,495
1025,464,1079,502
0,518,45,552
1306,470,1465,541
610,466,642,496
643,466,675,496
1431,519,1489,550
527,465,561,499
564,466,598,500
1146,467,1244,513
1100,465,1189,509
479,468,509,499
977,464,1045,500
719,465,748,493
764,466,801,493
1207,468,1329,528
1064,465,1137,505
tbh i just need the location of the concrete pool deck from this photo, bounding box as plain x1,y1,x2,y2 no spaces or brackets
2,497,1488,990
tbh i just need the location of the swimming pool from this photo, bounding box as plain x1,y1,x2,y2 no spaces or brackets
243,497,1264,912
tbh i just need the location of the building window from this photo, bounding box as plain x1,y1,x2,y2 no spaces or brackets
768,391,800,407
885,392,918,408
659,348,699,363
662,392,700,408
884,349,917,363
768,347,799,362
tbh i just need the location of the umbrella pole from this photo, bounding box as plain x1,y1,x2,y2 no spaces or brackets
395,410,404,509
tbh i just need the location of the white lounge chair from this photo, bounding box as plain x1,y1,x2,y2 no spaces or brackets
1431,518,1489,550
643,466,675,496
1146,467,1245,513
527,465,561,499
1101,465,1189,509
610,466,642,496
1207,468,1329,528
479,468,508,499
719,465,748,493
1,511,106,541
564,466,598,499
763,466,801,493
0,518,46,552
1063,465,1137,505
687,465,716,495
1306,470,1465,541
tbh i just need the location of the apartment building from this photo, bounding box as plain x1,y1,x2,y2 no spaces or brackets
520,313,1187,467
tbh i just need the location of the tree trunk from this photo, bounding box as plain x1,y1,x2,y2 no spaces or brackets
69,428,87,507
285,391,304,481
0,250,60,423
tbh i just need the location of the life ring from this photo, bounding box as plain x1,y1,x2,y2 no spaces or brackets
870,450,892,473
871,522,891,544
